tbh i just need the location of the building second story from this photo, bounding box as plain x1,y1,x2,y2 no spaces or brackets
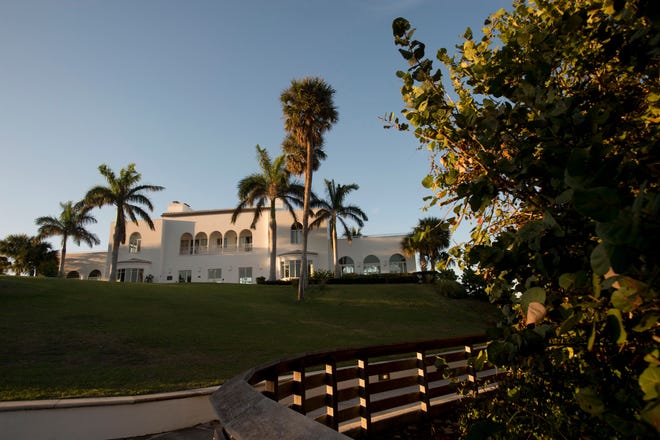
64,201,415,284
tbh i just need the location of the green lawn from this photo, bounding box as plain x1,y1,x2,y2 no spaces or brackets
0,276,499,401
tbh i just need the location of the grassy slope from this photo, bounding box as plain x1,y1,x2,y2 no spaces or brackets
0,276,499,400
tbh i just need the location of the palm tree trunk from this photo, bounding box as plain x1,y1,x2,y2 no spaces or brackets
59,236,67,278
109,208,125,282
331,218,340,278
109,226,120,282
269,199,277,281
298,144,313,301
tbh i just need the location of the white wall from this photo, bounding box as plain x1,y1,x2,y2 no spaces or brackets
63,205,411,283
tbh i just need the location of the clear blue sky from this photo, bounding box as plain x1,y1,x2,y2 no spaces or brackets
0,0,511,253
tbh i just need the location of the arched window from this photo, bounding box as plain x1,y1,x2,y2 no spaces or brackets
209,231,222,254
363,255,381,274
88,269,102,280
194,232,208,255
224,230,238,251
389,254,407,273
66,271,81,279
239,229,253,252
290,222,302,244
128,232,141,253
338,256,355,275
179,233,193,255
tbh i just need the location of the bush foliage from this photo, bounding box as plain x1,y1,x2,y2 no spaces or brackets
392,0,659,437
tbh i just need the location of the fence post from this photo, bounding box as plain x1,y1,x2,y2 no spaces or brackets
465,344,478,396
263,373,279,402
358,357,371,433
293,362,306,414
417,351,431,415
325,359,339,431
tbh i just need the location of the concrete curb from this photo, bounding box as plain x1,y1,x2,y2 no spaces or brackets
0,387,219,440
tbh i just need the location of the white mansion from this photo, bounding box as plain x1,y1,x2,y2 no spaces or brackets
63,201,414,284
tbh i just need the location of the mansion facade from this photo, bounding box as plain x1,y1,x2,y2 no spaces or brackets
63,201,415,284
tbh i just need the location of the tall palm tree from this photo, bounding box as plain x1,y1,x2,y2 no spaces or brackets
281,134,326,176
84,163,164,282
36,201,100,277
280,77,338,300
401,217,451,271
310,179,368,278
231,145,305,281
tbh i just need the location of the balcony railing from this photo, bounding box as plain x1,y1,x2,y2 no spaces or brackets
211,334,503,439
178,244,254,256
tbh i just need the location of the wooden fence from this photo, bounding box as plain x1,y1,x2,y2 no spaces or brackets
211,334,502,439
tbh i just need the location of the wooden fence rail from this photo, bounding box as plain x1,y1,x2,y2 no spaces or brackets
211,334,502,439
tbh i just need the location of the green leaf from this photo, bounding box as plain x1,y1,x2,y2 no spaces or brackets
576,387,606,416
566,148,590,181
422,174,434,188
521,287,546,314
590,242,611,276
639,365,660,401
392,17,411,38
469,194,482,212
573,187,620,221
487,341,516,367
559,311,583,334
611,288,643,313
640,402,660,434
633,313,660,332
606,308,628,345
559,272,575,290
555,189,573,205
593,272,602,298
588,322,596,351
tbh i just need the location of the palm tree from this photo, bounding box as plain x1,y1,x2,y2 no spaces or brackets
84,163,164,282
0,234,57,276
36,201,100,277
280,77,338,300
401,217,451,271
231,145,305,281
281,134,326,176
0,234,34,275
310,179,368,278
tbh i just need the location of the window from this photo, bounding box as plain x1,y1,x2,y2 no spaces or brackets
363,255,381,274
88,269,102,280
209,231,222,254
128,233,141,253
239,267,252,284
389,254,407,273
179,233,193,255
239,230,253,252
118,268,144,282
338,256,355,275
290,222,302,244
66,271,81,279
280,260,313,279
194,232,208,254
178,270,192,283
208,268,222,280
224,230,237,251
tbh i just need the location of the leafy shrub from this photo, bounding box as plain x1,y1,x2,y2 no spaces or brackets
434,279,467,299
461,267,488,300
262,279,292,285
392,0,660,436
310,269,333,284
326,273,417,284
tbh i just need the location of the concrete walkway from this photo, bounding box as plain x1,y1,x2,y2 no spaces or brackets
116,421,219,440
